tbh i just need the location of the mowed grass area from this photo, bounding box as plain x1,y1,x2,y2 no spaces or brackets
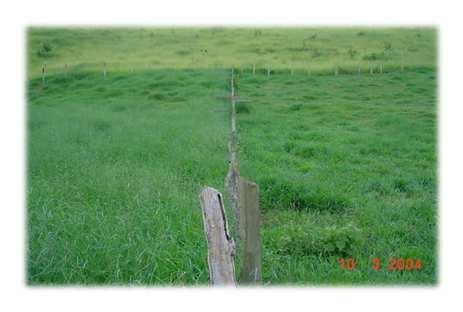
28,27,436,78
27,69,231,284
236,69,437,284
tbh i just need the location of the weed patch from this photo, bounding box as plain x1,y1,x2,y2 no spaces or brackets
260,177,349,213
265,223,361,257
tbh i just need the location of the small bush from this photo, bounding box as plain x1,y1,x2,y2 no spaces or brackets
289,103,303,111
260,177,349,213
283,141,296,153
175,49,191,56
147,92,166,100
362,52,390,61
266,223,361,257
347,48,358,59
36,42,53,58
235,102,250,114
311,49,322,59
297,146,316,158
392,178,410,193
384,42,392,51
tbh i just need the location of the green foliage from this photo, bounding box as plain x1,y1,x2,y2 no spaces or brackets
36,41,53,58
260,177,348,213
362,51,390,61
384,42,392,51
235,102,250,114
288,103,303,111
266,223,361,257
347,48,358,59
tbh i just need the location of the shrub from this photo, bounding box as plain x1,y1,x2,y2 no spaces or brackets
362,52,390,61
289,103,303,111
259,177,349,213
384,42,392,51
36,42,53,58
283,141,296,153
310,49,322,59
235,102,250,114
266,223,361,257
348,48,358,59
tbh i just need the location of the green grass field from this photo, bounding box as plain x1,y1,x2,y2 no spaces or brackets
27,27,437,285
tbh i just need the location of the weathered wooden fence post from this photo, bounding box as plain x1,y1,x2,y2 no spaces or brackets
252,64,256,75
334,65,338,76
267,66,270,78
380,63,383,74
199,187,236,285
238,178,262,284
369,62,373,75
103,62,107,77
41,63,46,85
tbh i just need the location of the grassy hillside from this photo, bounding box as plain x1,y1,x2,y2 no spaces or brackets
27,27,436,78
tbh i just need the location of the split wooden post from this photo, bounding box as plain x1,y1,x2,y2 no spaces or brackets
252,64,256,75
199,187,236,285
238,178,262,284
380,63,383,74
369,62,373,75
41,63,46,85
103,62,107,77
267,66,270,78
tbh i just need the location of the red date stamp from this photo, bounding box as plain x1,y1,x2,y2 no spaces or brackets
339,257,356,270
339,257,422,272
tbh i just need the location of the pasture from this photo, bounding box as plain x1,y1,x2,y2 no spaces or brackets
27,27,437,285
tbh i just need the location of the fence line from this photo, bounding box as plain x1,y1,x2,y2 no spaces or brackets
36,61,430,84
201,68,262,285
226,68,240,229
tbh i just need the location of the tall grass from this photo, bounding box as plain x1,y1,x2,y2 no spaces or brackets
27,27,437,285
237,69,437,284
28,69,231,284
